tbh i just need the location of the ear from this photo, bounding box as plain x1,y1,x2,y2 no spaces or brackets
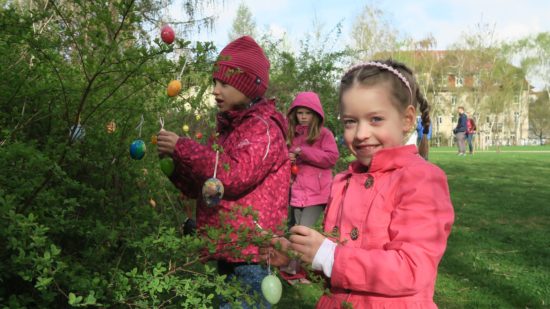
402,105,416,132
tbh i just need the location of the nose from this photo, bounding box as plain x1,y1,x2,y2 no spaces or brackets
212,81,220,95
354,122,371,142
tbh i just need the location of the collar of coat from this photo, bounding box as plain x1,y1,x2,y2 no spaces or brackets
216,98,287,137
347,145,419,175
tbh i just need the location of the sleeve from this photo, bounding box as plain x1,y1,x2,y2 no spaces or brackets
330,166,455,296
172,116,287,202
296,128,339,169
169,161,200,198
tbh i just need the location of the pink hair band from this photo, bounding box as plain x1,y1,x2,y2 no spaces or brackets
345,62,413,103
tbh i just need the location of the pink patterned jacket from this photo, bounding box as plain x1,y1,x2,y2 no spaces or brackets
170,99,290,262
317,145,454,308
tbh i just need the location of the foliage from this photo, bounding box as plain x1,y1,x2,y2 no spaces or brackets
529,90,550,145
350,3,402,60
228,2,257,41
0,1,273,308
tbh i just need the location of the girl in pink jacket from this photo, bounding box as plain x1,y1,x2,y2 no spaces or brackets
281,92,339,283
287,92,339,229
157,36,289,308
266,60,454,308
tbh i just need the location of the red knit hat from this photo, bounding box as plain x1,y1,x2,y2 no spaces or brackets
212,36,270,99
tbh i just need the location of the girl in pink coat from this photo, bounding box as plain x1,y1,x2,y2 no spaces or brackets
266,60,454,308
281,92,339,283
157,36,289,308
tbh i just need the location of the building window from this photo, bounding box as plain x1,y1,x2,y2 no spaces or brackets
514,95,520,105
473,74,481,88
451,95,457,107
456,75,464,88
438,116,443,124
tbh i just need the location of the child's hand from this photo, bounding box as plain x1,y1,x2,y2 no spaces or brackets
260,237,291,267
157,130,179,156
289,152,297,163
289,225,325,264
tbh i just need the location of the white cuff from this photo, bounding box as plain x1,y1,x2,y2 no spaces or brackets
312,238,336,278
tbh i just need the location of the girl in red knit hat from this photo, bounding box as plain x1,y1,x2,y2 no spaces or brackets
157,36,289,308
264,60,454,309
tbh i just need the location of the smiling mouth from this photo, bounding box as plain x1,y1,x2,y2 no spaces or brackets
354,144,380,154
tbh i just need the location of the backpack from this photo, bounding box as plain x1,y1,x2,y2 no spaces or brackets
467,118,477,133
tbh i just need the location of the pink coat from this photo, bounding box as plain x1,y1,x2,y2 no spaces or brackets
170,99,290,262
288,92,339,207
318,145,454,309
290,125,339,207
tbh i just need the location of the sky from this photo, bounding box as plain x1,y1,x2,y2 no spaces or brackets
169,0,550,51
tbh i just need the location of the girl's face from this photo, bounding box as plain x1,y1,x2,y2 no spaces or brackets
295,107,314,126
341,84,415,167
212,79,250,112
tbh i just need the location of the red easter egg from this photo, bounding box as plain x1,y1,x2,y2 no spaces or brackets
291,164,299,176
160,25,175,44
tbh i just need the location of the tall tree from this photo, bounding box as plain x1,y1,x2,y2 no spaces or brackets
228,2,257,41
450,21,527,147
350,4,401,60
529,90,550,145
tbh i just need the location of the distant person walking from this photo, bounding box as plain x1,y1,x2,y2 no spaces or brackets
453,106,467,156
466,117,477,154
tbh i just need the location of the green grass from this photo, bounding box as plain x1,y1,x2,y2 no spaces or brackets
277,148,550,308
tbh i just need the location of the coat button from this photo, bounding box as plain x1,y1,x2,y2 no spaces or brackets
350,227,359,240
332,226,339,235
364,175,374,188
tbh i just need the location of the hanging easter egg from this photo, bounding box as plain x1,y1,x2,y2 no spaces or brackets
160,157,175,177
106,121,116,134
149,198,157,208
202,178,224,207
182,124,189,133
167,80,182,97
291,164,299,176
195,114,201,121
261,274,282,305
69,124,85,142
69,124,85,141
160,25,175,44
195,132,203,139
130,139,146,160
151,134,158,145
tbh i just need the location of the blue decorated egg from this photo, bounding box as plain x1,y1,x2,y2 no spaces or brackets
130,139,146,160
69,124,85,141
261,274,282,304
202,177,224,207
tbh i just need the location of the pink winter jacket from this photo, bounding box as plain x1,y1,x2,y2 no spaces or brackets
169,99,290,263
317,145,454,309
288,92,339,207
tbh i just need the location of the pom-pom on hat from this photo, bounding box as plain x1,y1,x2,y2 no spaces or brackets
212,36,270,99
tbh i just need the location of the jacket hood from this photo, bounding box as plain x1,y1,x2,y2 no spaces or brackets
217,98,288,139
288,91,324,122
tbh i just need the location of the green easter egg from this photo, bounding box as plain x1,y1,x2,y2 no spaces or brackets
261,274,282,305
160,158,174,177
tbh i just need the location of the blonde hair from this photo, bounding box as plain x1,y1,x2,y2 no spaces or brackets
287,107,322,145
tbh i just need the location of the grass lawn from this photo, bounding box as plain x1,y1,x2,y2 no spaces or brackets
276,147,550,308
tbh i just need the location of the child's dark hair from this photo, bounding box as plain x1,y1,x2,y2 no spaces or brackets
339,59,431,159
287,107,322,145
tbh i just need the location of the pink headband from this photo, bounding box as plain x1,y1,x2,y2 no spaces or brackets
345,62,413,104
